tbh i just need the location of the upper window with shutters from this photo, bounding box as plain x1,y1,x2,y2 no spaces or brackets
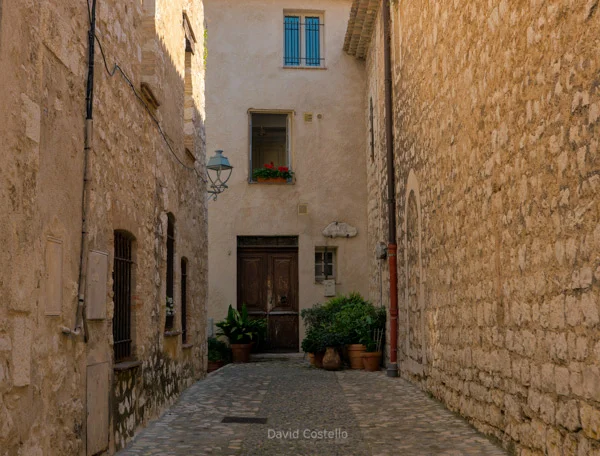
283,11,325,68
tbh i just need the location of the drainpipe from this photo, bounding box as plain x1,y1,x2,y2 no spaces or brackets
63,0,96,342
383,0,398,378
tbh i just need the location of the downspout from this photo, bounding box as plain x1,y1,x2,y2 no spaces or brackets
383,0,398,378
63,0,96,342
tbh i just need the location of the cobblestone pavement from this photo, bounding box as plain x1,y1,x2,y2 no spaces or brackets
117,356,507,456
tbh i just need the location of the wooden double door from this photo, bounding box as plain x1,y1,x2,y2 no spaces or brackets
237,246,299,351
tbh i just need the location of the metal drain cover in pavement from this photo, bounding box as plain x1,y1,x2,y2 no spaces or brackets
221,416,268,424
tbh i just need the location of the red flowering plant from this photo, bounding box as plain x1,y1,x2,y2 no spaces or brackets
252,162,294,180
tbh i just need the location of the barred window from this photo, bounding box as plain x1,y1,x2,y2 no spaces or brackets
165,213,175,330
315,247,335,282
181,258,188,344
284,13,324,67
113,231,135,362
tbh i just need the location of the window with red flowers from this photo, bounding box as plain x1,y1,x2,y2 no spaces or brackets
249,112,292,182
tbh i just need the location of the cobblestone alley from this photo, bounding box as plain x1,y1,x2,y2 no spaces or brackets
117,356,507,456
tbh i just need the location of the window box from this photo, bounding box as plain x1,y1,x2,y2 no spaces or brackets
256,177,288,184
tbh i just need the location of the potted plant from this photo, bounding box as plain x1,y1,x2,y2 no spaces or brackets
216,304,266,363
361,328,384,372
321,330,343,371
330,294,385,369
252,162,294,183
301,327,326,368
207,336,230,372
301,293,379,370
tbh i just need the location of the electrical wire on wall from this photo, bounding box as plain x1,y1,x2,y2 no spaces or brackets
66,0,209,340
86,0,207,183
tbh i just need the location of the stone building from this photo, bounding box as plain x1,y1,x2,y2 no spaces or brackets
0,0,207,454
205,0,369,348
345,0,600,454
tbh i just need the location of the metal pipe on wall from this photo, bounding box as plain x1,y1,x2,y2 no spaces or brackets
66,0,97,341
383,0,398,378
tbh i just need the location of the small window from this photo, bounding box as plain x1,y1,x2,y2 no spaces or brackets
315,247,336,282
369,97,375,161
181,258,188,344
250,112,291,181
113,231,135,362
284,12,324,67
165,214,175,331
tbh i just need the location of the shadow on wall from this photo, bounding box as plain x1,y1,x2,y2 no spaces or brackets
93,12,208,454
0,1,207,456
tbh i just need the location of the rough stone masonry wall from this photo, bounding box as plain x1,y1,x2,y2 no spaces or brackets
0,0,207,454
365,1,600,454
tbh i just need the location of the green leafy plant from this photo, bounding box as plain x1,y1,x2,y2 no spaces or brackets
301,327,325,353
166,296,175,316
252,162,294,180
323,293,386,345
207,337,230,362
216,304,266,344
361,327,385,353
301,293,386,354
321,329,344,348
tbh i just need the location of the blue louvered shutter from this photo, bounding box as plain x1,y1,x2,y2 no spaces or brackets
284,16,300,66
305,17,320,66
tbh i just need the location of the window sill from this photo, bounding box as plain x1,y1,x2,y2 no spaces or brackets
182,343,194,350
249,179,295,185
282,65,327,70
114,360,143,372
164,330,182,337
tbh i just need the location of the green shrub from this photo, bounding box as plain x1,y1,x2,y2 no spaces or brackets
216,304,267,344
332,298,386,344
300,293,385,353
301,327,325,353
207,337,230,362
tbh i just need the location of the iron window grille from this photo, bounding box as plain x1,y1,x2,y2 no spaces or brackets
181,258,188,344
284,15,324,67
315,247,335,282
369,97,375,161
165,214,175,330
113,231,134,362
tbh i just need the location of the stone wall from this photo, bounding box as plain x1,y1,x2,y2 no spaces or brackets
0,0,207,454
364,1,600,454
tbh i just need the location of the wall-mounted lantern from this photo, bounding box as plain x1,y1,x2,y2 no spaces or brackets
207,150,233,200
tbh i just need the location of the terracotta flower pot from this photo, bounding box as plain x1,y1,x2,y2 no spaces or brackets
313,352,325,368
362,352,382,372
347,344,367,369
207,360,224,373
323,347,342,371
308,353,315,365
230,343,252,363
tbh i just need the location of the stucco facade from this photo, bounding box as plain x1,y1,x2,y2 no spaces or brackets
205,0,369,347
348,0,600,454
0,1,207,454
